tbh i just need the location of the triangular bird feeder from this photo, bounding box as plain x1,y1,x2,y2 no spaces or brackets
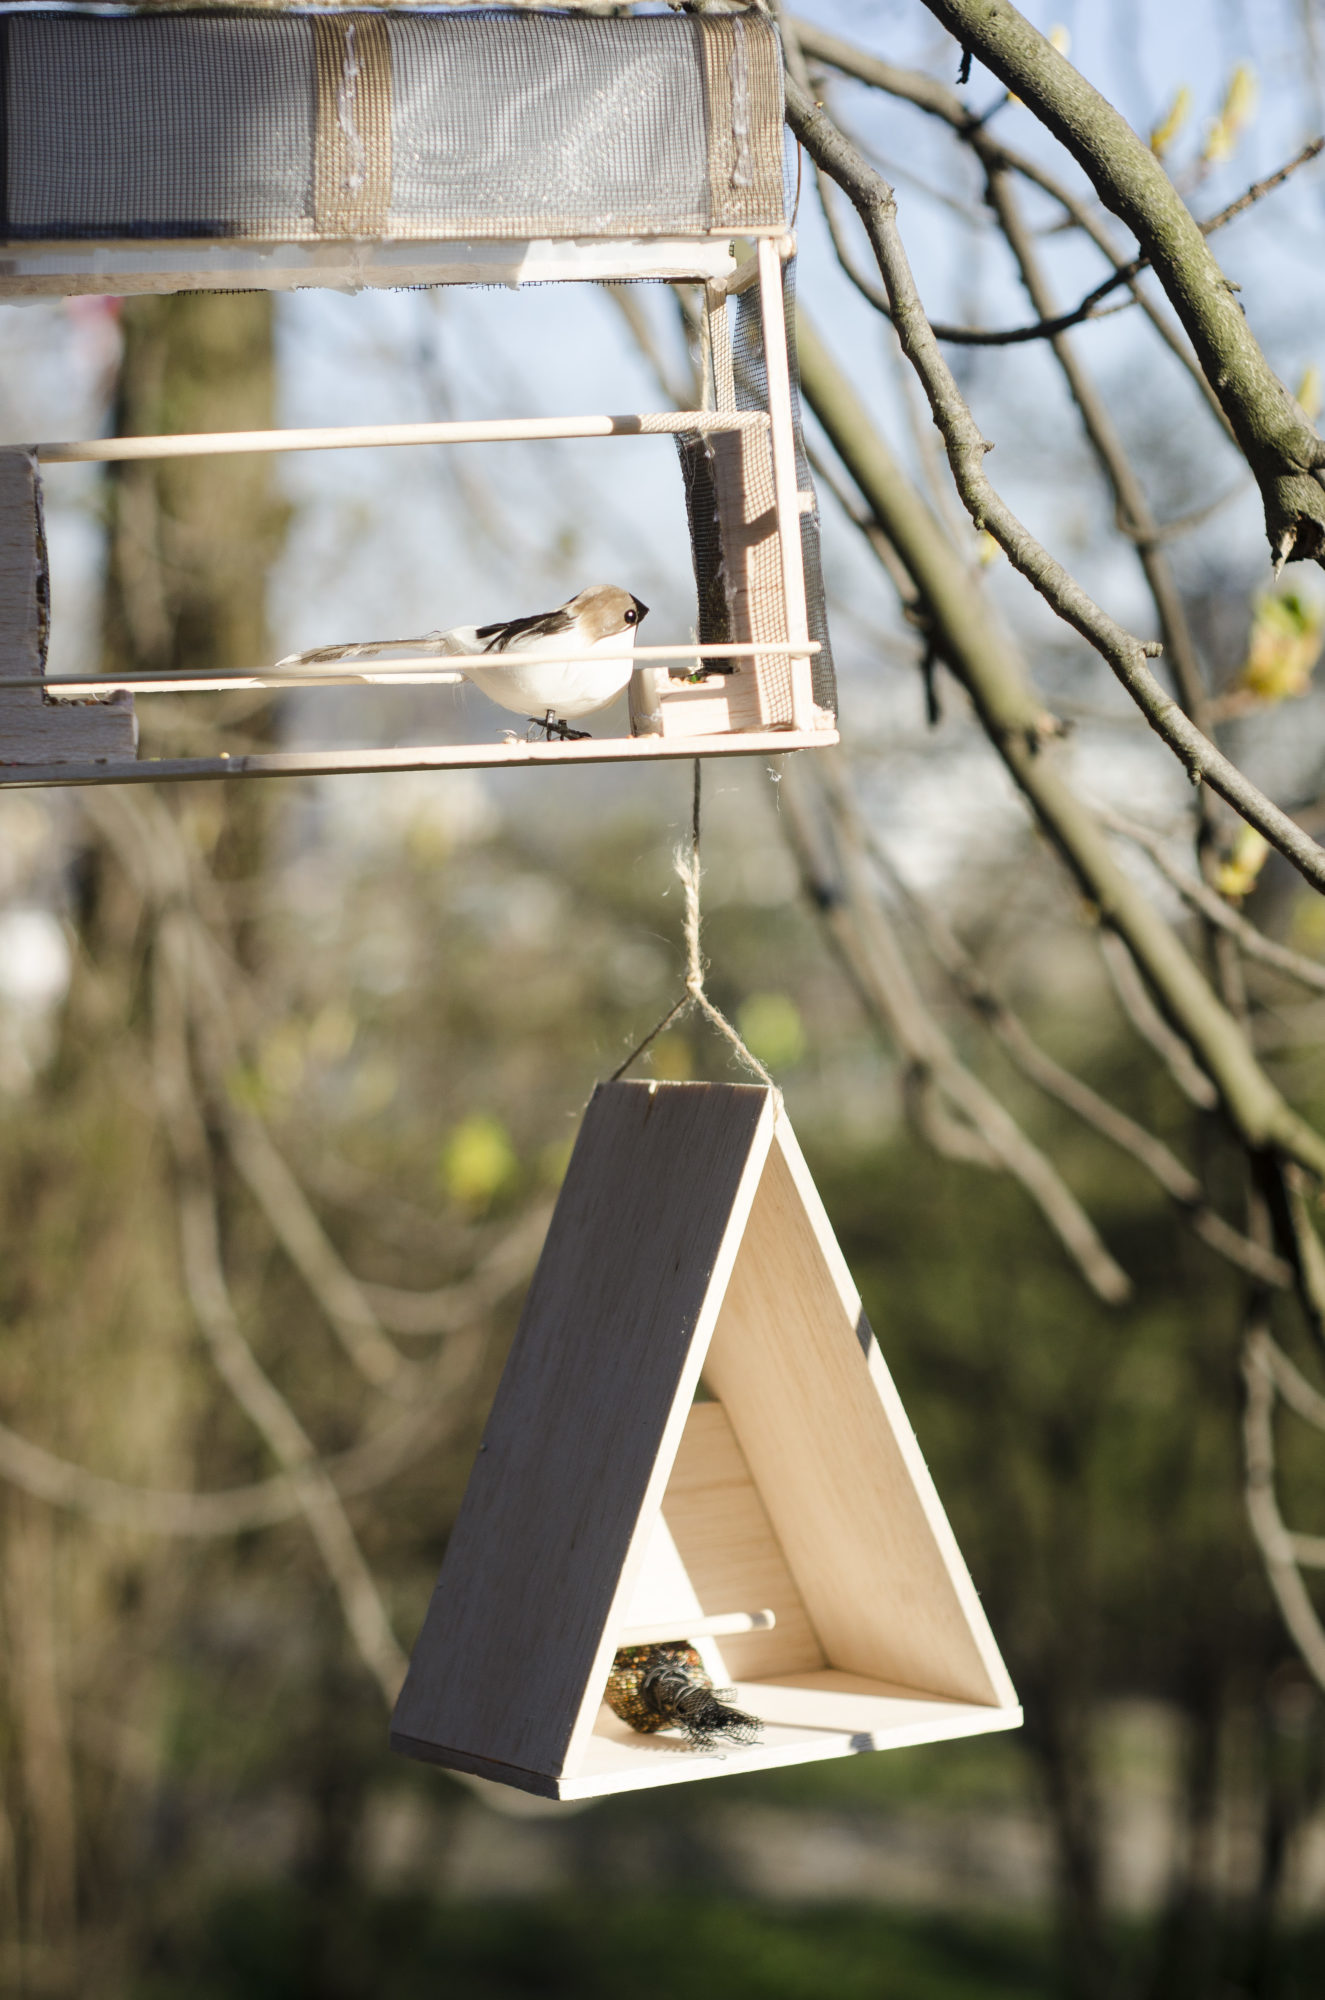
0,10,838,789
392,1081,1020,1800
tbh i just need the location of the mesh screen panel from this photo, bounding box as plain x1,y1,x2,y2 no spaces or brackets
678,262,835,725
0,10,785,243
734,261,835,717
5,18,313,239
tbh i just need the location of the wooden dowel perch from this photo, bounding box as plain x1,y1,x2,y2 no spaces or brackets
33,410,769,466
29,641,820,701
617,1610,777,1647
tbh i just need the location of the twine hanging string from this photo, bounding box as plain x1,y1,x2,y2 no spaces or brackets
610,762,779,1094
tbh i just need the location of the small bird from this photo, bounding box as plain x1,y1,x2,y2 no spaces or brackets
276,585,649,740
605,1642,762,1751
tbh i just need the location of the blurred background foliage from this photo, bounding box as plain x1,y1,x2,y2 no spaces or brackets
3,2,1325,1997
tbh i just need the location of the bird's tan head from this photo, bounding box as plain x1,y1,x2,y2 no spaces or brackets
569,586,649,642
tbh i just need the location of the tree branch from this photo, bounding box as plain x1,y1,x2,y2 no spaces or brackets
790,16,1233,432
151,915,407,1706
1096,930,1217,1110
1243,1328,1325,1692
914,0,1325,566
856,804,1290,1287
1104,810,1325,996
786,76,1325,900
792,302,1325,1179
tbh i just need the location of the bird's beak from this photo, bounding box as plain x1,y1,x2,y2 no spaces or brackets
632,598,650,625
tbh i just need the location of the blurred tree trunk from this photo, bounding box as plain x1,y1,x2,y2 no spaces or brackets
101,292,289,904
0,292,286,1986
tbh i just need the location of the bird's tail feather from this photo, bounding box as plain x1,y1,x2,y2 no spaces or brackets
274,633,452,670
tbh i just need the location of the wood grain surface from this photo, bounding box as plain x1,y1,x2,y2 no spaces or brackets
391,1080,775,1780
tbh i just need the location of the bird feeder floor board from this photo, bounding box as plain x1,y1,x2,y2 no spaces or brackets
0,727,837,791
397,1690,1019,1803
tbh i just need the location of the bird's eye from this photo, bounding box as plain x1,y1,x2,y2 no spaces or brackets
625,608,637,624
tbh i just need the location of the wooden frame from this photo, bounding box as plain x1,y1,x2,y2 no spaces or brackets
391,1082,1020,1801
1,232,838,784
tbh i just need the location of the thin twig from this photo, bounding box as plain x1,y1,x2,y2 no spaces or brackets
983,159,1251,1011
1243,1328,1325,1692
780,761,1131,1303
1255,1326,1325,1431
793,305,1325,1177
361,1199,552,1336
1098,930,1218,1110
912,0,1325,566
927,141,1323,348
0,1208,535,1535
1104,810,1325,996
791,17,1233,432
152,920,407,1706
856,803,1290,1288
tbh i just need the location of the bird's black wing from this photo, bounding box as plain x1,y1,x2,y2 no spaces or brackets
476,606,576,654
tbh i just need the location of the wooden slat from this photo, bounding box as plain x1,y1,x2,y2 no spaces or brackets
391,1081,776,1783
756,239,815,732
32,638,820,700
34,410,767,466
0,235,753,304
0,728,837,792
0,450,45,680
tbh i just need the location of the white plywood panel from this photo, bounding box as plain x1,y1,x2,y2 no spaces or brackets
704,1121,1017,1710
661,1401,823,1681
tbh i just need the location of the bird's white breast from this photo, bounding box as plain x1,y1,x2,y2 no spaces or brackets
452,625,637,720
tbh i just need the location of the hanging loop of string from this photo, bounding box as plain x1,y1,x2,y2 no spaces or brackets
610,762,780,1096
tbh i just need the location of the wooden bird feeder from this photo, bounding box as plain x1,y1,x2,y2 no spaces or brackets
0,10,839,789
392,1082,1020,1800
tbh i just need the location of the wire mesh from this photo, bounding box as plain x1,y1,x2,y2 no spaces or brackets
0,10,785,243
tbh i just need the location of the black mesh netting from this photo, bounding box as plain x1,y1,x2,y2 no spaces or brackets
0,9,785,242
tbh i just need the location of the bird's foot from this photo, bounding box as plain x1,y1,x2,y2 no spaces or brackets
527,711,591,742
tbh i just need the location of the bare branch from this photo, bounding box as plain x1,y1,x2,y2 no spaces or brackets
915,0,1325,566
856,809,1291,1288
1255,1327,1325,1431
218,1100,413,1393
151,917,407,1706
1096,931,1217,1111
792,304,1325,1178
787,77,1325,901
0,1214,526,1536
778,760,1132,1303
790,16,1233,432
1243,1329,1325,1691
831,132,1323,349
1104,811,1325,996
362,1199,551,1335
